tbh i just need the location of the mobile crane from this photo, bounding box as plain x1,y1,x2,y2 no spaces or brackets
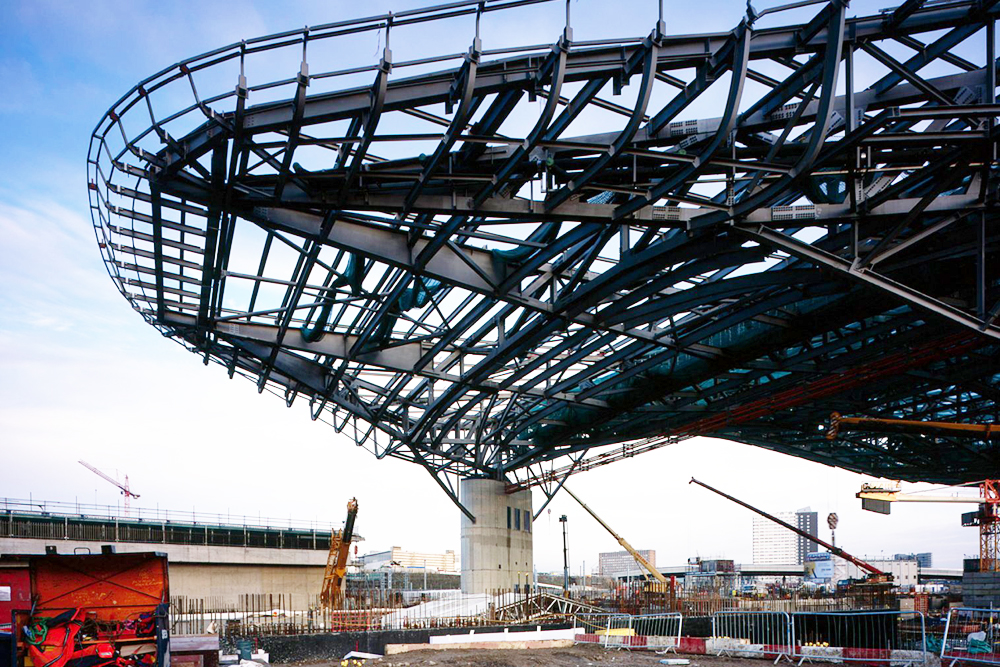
320,498,358,609
689,478,889,581
563,486,668,585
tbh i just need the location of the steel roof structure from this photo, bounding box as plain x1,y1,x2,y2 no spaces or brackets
89,0,1000,518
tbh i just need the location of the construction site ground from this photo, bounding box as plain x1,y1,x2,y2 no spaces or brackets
279,645,755,667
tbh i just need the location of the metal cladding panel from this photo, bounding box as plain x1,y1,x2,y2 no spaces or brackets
28,552,169,620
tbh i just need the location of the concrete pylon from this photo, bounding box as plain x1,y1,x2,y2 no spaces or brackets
459,478,533,594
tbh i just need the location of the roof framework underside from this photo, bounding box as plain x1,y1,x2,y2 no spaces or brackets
88,0,1000,515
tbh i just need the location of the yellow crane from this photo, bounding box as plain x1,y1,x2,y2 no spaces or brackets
562,486,668,585
320,498,358,609
827,412,1000,440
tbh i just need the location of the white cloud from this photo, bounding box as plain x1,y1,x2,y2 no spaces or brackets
0,58,43,114
0,196,127,339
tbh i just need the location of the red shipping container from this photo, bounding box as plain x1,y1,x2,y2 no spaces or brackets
0,567,31,631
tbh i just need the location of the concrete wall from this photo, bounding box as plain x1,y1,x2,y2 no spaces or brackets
459,479,532,594
1,537,327,607
169,563,325,605
0,537,327,566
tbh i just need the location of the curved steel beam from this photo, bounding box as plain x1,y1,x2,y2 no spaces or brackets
614,21,751,220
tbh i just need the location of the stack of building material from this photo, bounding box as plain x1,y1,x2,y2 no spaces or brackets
962,571,1000,607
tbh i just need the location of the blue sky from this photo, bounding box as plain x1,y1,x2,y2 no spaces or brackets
0,0,980,573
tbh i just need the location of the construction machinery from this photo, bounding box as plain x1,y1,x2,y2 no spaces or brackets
828,411,1000,571
689,478,889,580
857,480,1000,571
563,486,668,585
320,498,358,609
79,460,139,516
828,413,1000,440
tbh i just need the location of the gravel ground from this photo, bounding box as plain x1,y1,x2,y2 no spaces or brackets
279,645,759,667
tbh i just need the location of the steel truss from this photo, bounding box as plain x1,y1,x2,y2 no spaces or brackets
89,0,1000,518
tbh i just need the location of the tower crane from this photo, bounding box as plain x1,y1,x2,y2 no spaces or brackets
856,481,1000,571
78,460,139,516
826,411,1000,572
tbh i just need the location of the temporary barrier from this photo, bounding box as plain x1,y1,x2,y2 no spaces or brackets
573,612,683,651
940,608,1000,667
573,613,634,646
575,608,929,665
712,610,794,661
792,611,927,666
622,613,684,651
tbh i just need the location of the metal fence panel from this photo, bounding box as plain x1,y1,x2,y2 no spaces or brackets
604,613,637,649
792,611,927,666
573,612,683,651
633,612,684,651
573,613,614,648
941,608,1000,667
713,610,793,661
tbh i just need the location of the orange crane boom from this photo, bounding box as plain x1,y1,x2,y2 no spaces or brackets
827,412,1000,440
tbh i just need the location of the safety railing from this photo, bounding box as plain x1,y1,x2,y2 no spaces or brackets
633,613,684,651
940,608,1000,667
792,611,927,666
573,613,625,648
573,612,682,651
713,610,794,661
572,608,933,664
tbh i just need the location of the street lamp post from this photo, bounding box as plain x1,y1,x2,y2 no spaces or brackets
560,515,569,597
